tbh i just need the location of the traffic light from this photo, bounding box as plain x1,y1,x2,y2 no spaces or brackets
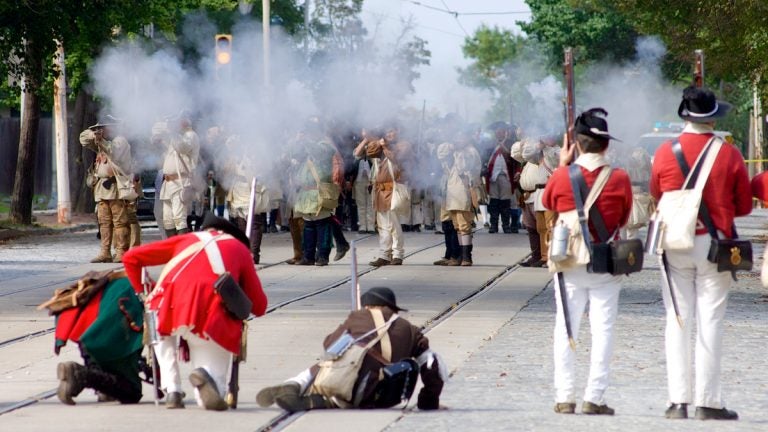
215,34,232,66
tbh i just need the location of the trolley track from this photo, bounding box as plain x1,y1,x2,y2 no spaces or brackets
255,258,526,432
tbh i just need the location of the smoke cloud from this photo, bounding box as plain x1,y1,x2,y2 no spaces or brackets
88,12,425,178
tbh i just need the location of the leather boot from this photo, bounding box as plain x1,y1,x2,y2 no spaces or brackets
130,223,142,248
500,200,513,233
57,361,87,405
251,215,265,263
524,227,541,264
460,245,472,266
90,224,113,263
487,199,500,233
276,392,333,413
112,225,130,263
288,218,304,263
82,364,141,404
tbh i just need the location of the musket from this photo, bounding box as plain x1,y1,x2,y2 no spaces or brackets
209,174,216,212
660,253,684,328
694,49,705,88
141,267,162,407
350,240,360,310
555,272,576,351
563,48,576,150
226,176,257,409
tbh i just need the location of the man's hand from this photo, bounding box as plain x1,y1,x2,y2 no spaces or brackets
559,132,577,167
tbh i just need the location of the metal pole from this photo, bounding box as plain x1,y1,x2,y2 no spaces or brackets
350,240,360,310
262,0,271,90
53,42,70,224
245,177,257,238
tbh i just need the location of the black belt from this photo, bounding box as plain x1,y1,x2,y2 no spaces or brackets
535,184,546,189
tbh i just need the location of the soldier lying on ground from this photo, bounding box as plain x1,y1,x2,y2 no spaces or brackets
256,287,446,412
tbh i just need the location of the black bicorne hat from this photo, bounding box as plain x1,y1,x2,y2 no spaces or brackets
360,287,408,312
200,212,250,248
677,85,732,123
574,107,620,142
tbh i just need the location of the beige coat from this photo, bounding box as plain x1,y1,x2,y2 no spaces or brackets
80,130,133,202
158,127,200,201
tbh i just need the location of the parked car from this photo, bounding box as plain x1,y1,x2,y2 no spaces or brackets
136,170,158,221
638,122,733,159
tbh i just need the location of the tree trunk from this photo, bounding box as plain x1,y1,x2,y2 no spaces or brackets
10,40,42,225
69,88,97,213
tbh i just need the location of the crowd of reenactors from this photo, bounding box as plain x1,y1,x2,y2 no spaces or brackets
68,84,755,420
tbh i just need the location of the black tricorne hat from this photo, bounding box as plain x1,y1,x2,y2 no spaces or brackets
360,287,408,312
574,107,620,142
677,85,732,123
200,212,250,248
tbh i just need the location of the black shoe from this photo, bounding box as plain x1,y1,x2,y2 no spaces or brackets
582,401,614,415
315,257,329,266
296,258,315,266
554,402,576,414
665,403,688,419
424,224,436,231
519,257,542,267
695,406,738,420
256,382,300,408
488,227,498,234
502,227,512,234
165,391,185,409
189,368,228,411
268,226,278,233
334,243,350,261
391,258,403,265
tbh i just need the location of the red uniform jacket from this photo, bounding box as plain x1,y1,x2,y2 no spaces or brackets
485,144,521,192
542,163,633,241
650,132,751,238
123,230,268,354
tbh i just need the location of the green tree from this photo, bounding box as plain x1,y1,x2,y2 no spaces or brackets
520,0,638,66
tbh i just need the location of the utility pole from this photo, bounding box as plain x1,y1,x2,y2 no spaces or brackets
53,41,70,224
304,0,311,58
263,0,271,91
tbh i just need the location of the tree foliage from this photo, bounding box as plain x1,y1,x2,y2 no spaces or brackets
520,0,638,66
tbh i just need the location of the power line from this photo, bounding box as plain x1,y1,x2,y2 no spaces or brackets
439,0,469,37
402,0,531,17
362,9,466,38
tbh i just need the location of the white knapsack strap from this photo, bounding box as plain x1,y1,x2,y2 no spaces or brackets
370,308,392,363
195,231,233,275
583,166,612,212
690,137,722,193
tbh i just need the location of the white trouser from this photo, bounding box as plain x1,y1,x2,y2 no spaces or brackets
287,368,315,394
162,191,190,230
354,182,375,232
662,234,731,408
553,266,621,405
376,210,404,260
155,331,232,408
